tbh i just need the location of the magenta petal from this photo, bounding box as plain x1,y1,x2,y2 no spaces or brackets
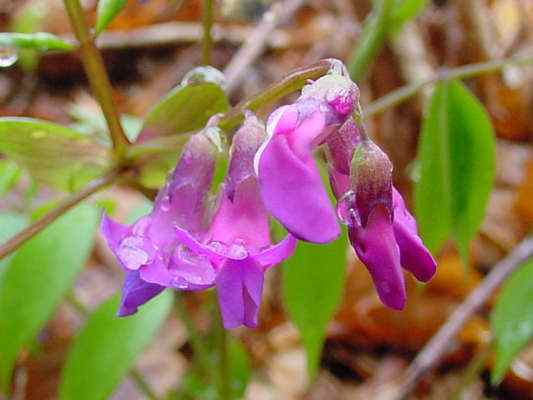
254,234,297,269
257,134,339,243
118,270,165,316
349,205,406,310
101,214,128,251
392,189,437,282
216,258,264,329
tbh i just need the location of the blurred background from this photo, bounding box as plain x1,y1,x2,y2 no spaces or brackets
0,0,532,399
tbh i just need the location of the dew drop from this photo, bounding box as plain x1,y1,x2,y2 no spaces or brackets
336,190,359,227
228,240,248,259
117,236,149,269
0,47,17,68
208,240,227,255
170,276,190,290
160,194,171,212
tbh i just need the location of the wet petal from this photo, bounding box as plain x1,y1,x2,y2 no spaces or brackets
349,205,406,310
256,118,339,243
393,188,437,282
101,214,128,250
216,258,264,329
254,234,298,269
118,270,165,316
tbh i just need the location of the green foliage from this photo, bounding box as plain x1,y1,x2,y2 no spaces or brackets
95,0,128,35
0,204,98,392
0,159,22,196
175,336,250,400
390,0,429,35
415,80,495,262
0,117,110,191
142,83,230,139
0,32,74,51
283,235,347,379
490,260,533,384
59,292,173,400
0,213,27,271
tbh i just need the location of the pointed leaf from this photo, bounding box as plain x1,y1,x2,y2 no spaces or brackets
0,117,110,191
59,291,173,400
390,0,428,34
0,32,73,51
95,0,128,35
283,235,347,379
415,80,495,260
491,260,533,384
0,204,98,392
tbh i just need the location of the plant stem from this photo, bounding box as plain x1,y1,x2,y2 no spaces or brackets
201,0,214,65
65,292,160,400
0,170,118,261
63,0,129,158
174,293,210,375
214,306,231,400
348,0,394,81
365,53,533,118
394,236,533,400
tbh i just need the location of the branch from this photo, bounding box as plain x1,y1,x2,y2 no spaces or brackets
201,0,214,65
364,52,533,118
223,0,307,94
63,0,130,157
0,171,118,260
393,236,533,400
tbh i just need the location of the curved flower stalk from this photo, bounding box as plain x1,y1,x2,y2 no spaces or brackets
102,114,296,328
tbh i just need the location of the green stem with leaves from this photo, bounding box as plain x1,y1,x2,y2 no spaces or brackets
348,0,394,81
202,0,214,65
63,0,129,158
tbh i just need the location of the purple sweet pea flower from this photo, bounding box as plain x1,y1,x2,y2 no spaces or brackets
330,121,437,310
173,114,297,328
254,74,359,243
101,130,219,316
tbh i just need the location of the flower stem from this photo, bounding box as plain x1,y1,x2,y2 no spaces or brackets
215,308,231,400
174,293,210,375
348,0,394,81
202,0,214,65
0,170,119,261
65,292,160,400
364,52,533,118
63,0,129,158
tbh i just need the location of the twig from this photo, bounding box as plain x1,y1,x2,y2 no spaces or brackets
0,170,118,260
65,292,160,400
63,0,129,157
223,0,307,94
201,0,214,65
364,52,533,118
393,236,533,400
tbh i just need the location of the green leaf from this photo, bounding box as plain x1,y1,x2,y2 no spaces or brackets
491,260,533,384
0,159,22,196
415,80,495,261
95,0,128,35
283,236,347,379
0,32,73,51
0,204,98,392
141,83,229,140
0,117,110,191
390,0,428,35
0,213,27,271
59,291,173,400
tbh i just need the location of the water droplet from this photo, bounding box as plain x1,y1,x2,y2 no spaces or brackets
336,191,359,227
0,47,17,68
170,276,190,289
228,240,248,259
117,236,149,269
159,194,171,212
208,240,227,255
181,66,227,89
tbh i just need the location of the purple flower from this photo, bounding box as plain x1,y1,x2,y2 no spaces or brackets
102,114,296,328
254,75,359,243
332,128,437,310
173,114,297,328
101,129,219,316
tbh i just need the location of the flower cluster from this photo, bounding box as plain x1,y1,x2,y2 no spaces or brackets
102,61,436,328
